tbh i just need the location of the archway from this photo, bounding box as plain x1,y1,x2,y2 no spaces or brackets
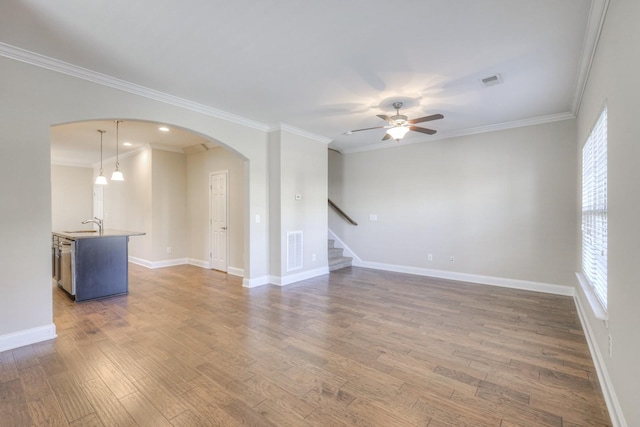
51,118,249,280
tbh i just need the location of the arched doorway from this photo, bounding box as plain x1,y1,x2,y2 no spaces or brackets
51,119,248,278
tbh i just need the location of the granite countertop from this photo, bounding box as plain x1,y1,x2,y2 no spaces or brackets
53,229,146,240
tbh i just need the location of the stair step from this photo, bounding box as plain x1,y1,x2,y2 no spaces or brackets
328,256,353,272
328,247,343,258
328,238,352,271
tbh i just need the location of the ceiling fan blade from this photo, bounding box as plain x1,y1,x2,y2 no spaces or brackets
409,113,444,125
381,133,392,141
410,126,437,135
348,125,386,134
376,114,392,123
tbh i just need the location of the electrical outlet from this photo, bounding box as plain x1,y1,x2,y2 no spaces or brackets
449,256,455,263
312,253,316,262
608,334,613,357
167,247,172,254
428,254,433,262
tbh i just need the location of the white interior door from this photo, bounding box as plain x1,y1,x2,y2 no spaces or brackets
210,171,228,272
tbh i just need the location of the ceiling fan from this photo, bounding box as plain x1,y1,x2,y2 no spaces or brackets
347,101,444,141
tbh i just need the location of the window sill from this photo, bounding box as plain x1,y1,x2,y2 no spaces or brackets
575,272,608,320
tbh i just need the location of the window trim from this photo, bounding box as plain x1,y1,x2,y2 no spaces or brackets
576,272,608,320
580,104,608,317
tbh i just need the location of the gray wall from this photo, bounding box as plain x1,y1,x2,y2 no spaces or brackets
151,149,188,261
0,54,274,341
0,49,331,345
101,146,154,260
270,129,329,281
575,0,640,424
51,165,93,231
330,119,577,286
187,146,246,271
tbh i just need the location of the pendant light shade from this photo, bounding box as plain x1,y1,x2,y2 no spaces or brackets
111,120,125,181
95,130,108,185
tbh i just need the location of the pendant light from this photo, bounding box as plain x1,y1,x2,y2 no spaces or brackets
95,130,108,185
111,120,124,181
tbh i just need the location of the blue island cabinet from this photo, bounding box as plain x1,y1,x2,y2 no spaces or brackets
53,229,145,302
74,235,129,302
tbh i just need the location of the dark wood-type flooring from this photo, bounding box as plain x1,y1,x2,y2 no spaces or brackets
0,265,611,426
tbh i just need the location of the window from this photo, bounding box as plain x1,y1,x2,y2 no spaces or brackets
582,106,607,311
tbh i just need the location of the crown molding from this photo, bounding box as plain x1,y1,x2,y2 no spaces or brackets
268,122,333,144
441,111,575,139
0,42,269,132
149,143,185,153
51,159,94,168
571,0,610,115
62,142,184,169
340,111,576,154
87,144,150,169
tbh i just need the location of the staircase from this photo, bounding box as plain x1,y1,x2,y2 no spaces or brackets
328,239,352,271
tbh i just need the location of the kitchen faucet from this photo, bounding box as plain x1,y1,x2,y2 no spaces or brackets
82,217,103,234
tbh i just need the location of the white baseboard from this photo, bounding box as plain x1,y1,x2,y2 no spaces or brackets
362,260,575,296
243,275,271,288
0,323,57,353
227,266,244,277
129,256,188,269
188,258,210,269
128,256,154,268
328,229,572,296
130,257,246,280
270,267,330,287
574,294,627,427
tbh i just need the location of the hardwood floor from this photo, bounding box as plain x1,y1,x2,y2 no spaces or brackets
0,265,611,426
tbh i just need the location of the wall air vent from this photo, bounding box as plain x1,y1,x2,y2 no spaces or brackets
480,73,503,87
286,231,303,272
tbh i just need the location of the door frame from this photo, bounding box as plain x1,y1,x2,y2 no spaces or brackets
209,170,229,271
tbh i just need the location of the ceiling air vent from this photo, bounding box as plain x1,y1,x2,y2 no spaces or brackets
480,73,503,88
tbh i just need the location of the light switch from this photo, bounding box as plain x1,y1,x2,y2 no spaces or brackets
255,214,261,223
369,214,378,221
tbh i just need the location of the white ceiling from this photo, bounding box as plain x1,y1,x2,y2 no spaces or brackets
0,0,604,161
50,120,212,167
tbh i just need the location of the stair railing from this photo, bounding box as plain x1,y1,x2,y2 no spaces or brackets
328,199,358,226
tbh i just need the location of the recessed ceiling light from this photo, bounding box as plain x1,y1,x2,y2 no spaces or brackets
123,142,132,147
159,126,170,132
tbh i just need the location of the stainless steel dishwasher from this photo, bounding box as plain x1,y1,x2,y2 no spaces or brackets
59,238,75,296
52,234,59,280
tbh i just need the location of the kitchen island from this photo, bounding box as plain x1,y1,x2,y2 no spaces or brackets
52,230,145,302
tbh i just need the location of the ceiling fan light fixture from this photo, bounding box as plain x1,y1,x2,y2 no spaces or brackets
387,126,410,141
347,101,443,142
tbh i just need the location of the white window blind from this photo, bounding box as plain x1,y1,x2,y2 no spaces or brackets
582,106,608,311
